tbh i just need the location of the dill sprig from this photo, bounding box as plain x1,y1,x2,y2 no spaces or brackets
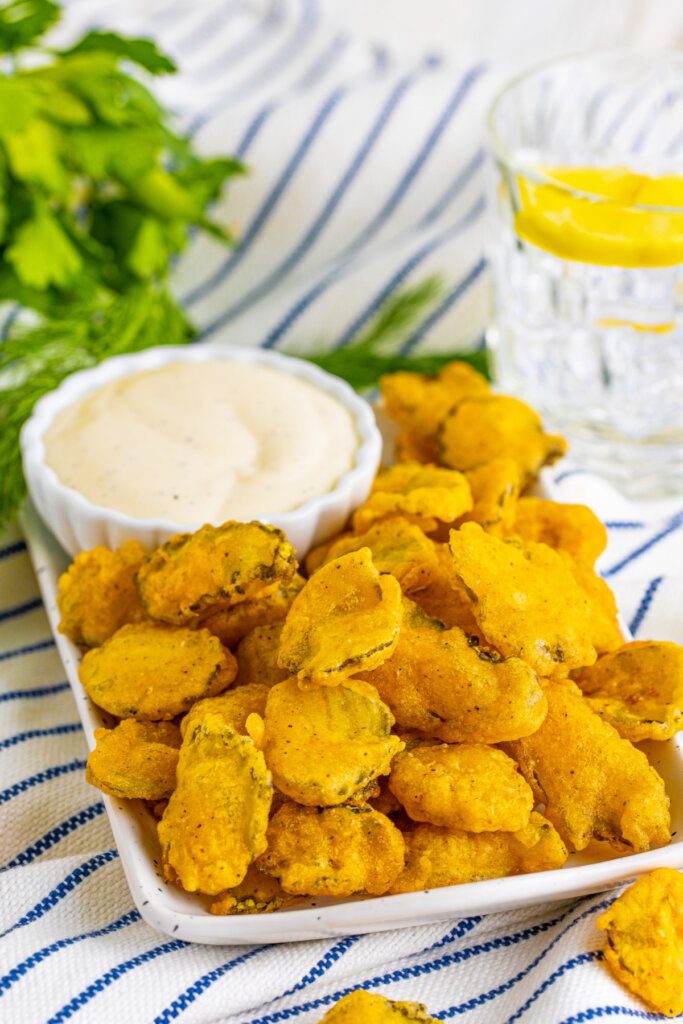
306,275,489,391
0,287,191,526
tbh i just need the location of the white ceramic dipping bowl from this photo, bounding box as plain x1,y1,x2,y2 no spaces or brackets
21,343,382,558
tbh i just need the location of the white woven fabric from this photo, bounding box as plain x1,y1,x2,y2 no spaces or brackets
1,2,681,1021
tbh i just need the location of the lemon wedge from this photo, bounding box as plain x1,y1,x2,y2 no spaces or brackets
514,166,683,267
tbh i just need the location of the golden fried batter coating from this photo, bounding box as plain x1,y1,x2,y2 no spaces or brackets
511,497,607,566
318,991,439,1023
352,462,472,534
390,812,568,894
79,622,236,720
198,574,305,650
278,548,403,686
260,677,403,806
363,599,547,743
507,680,671,853
449,523,596,677
389,743,533,832
209,863,294,916
158,711,272,894
86,720,181,801
380,362,490,463
180,683,270,739
457,457,522,536
439,395,566,485
409,543,481,636
136,521,297,625
259,803,404,897
308,517,440,596
575,641,683,741
234,623,289,688
58,540,148,649
561,554,623,655
596,868,683,1017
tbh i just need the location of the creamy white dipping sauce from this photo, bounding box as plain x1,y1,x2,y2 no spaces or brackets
43,361,360,522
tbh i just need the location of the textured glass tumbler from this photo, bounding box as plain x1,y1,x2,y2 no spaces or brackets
487,53,683,497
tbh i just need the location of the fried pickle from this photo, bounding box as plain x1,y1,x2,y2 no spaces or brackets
511,497,607,566
180,683,270,739
389,743,533,832
260,677,403,806
307,517,440,596
57,540,148,649
449,523,596,677
86,719,181,800
318,991,439,1023
209,863,293,916
561,554,623,655
507,680,671,852
278,548,403,686
158,711,272,894
409,543,481,636
363,599,546,743
380,362,490,463
234,622,289,688
136,521,297,625
438,395,566,485
596,868,683,1018
574,640,683,741
457,457,522,536
79,622,236,720
352,462,472,534
198,574,305,650
389,812,568,894
259,803,405,897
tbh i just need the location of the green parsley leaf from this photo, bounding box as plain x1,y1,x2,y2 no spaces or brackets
6,203,82,288
0,0,59,53
60,30,177,75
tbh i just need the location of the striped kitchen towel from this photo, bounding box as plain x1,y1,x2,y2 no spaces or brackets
0,1,680,1022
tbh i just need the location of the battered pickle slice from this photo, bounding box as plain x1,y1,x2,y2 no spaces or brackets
596,868,683,1018
259,803,405,897
409,543,481,637
561,554,623,655
57,540,149,649
575,640,683,741
389,743,534,832
278,548,403,686
79,622,237,720
209,864,293,916
389,812,568,894
352,462,472,534
260,677,404,806
380,361,490,463
449,523,596,677
308,517,440,596
439,395,566,486
507,680,671,853
179,683,270,739
136,521,297,625
158,711,272,895
318,991,439,1023
234,623,289,688
86,720,181,801
511,497,608,566
198,574,305,650
363,599,547,743
457,457,522,536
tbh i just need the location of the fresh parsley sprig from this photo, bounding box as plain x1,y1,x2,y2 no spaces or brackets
0,0,244,312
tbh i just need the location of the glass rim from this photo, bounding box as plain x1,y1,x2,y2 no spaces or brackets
486,48,683,214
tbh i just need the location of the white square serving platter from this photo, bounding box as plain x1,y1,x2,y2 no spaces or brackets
20,494,683,946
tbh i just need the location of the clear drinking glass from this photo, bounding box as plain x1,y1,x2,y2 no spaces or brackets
487,52,683,497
